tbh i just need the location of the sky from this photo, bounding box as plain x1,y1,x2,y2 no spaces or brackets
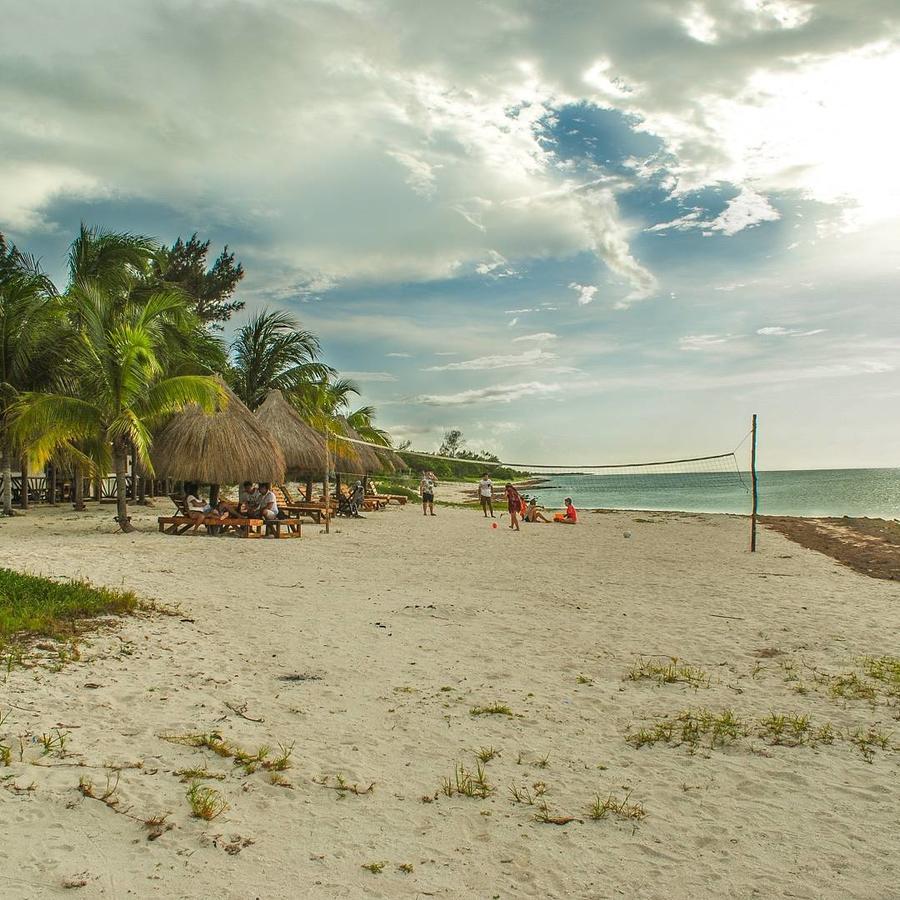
1,0,899,470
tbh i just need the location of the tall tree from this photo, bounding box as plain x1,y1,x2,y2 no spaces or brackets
439,429,464,457
0,235,59,515
12,285,224,532
153,234,245,329
229,309,334,410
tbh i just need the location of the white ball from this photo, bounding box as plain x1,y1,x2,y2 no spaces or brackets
623,531,632,539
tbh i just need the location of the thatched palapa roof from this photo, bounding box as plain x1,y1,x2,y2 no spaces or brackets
331,418,383,474
152,377,285,484
254,389,327,477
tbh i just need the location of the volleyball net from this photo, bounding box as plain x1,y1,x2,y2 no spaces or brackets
328,430,752,517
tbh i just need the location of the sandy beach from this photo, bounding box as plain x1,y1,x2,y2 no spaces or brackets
1,500,898,899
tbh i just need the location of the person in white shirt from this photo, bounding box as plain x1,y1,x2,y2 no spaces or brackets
257,482,279,521
239,481,260,514
419,471,436,517
478,472,495,518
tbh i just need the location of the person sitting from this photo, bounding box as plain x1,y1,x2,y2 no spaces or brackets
553,497,578,525
257,482,279,521
239,480,260,515
184,483,229,533
525,498,552,523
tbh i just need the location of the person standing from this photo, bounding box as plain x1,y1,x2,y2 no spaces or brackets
478,472,494,517
419,470,436,516
505,483,522,531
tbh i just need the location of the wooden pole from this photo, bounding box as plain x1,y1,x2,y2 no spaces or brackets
750,413,759,553
324,425,331,535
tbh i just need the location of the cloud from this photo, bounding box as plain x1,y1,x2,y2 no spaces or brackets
648,188,780,237
512,332,557,342
413,381,565,406
341,371,399,382
425,348,557,371
568,282,597,305
679,333,738,350
757,326,826,337
386,149,440,198
475,249,517,277
508,317,519,327
385,352,412,358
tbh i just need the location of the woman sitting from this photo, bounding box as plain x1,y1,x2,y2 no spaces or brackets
184,483,230,533
553,497,578,525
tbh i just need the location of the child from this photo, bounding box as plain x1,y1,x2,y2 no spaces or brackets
553,497,577,525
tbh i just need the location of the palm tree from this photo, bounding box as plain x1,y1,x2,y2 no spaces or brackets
0,235,59,515
346,405,392,447
11,283,224,532
229,310,334,410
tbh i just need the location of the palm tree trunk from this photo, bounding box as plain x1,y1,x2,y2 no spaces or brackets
73,464,85,510
1,444,13,516
138,471,147,505
113,441,134,532
20,457,29,510
49,464,58,505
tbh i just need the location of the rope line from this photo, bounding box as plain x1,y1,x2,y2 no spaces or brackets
330,432,737,471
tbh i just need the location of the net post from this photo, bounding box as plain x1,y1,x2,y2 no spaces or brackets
750,413,759,552
324,424,331,535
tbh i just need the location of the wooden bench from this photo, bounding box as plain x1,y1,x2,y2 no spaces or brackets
157,516,263,538
263,517,302,539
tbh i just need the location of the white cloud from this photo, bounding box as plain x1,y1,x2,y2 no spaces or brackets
386,352,412,358
341,371,399,382
648,188,779,237
475,249,517,277
425,348,557,371
508,317,519,327
568,282,597,305
679,333,738,350
512,332,557,342
386,149,440,198
708,187,781,236
757,326,826,337
413,381,565,406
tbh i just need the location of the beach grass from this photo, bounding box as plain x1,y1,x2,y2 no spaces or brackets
0,567,138,650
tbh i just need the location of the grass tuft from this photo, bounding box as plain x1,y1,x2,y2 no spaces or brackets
629,656,710,689
186,782,228,820
470,703,513,717
587,790,647,822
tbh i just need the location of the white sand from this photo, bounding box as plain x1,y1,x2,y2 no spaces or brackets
1,501,898,899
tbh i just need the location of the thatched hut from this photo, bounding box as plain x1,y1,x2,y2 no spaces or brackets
151,377,285,487
332,418,383,475
254,390,326,477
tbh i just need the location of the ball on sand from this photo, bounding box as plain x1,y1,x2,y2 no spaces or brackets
492,522,498,529
623,531,632,538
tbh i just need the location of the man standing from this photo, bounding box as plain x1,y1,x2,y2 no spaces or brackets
419,470,436,516
478,472,494,517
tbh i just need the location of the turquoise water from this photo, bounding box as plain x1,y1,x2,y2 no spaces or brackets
525,468,900,519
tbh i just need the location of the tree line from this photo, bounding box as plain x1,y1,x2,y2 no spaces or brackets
0,225,391,530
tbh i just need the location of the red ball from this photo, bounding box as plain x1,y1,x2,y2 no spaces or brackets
491,522,498,529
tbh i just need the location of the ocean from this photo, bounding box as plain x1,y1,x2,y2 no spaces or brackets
525,468,900,519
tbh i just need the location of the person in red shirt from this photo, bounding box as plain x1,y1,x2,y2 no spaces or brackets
505,483,522,531
553,497,577,525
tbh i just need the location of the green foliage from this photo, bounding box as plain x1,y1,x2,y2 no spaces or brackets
229,309,334,411
152,233,245,329
0,567,137,649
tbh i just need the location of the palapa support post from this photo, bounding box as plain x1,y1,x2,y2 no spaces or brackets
48,463,58,505
324,426,331,535
750,413,759,553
